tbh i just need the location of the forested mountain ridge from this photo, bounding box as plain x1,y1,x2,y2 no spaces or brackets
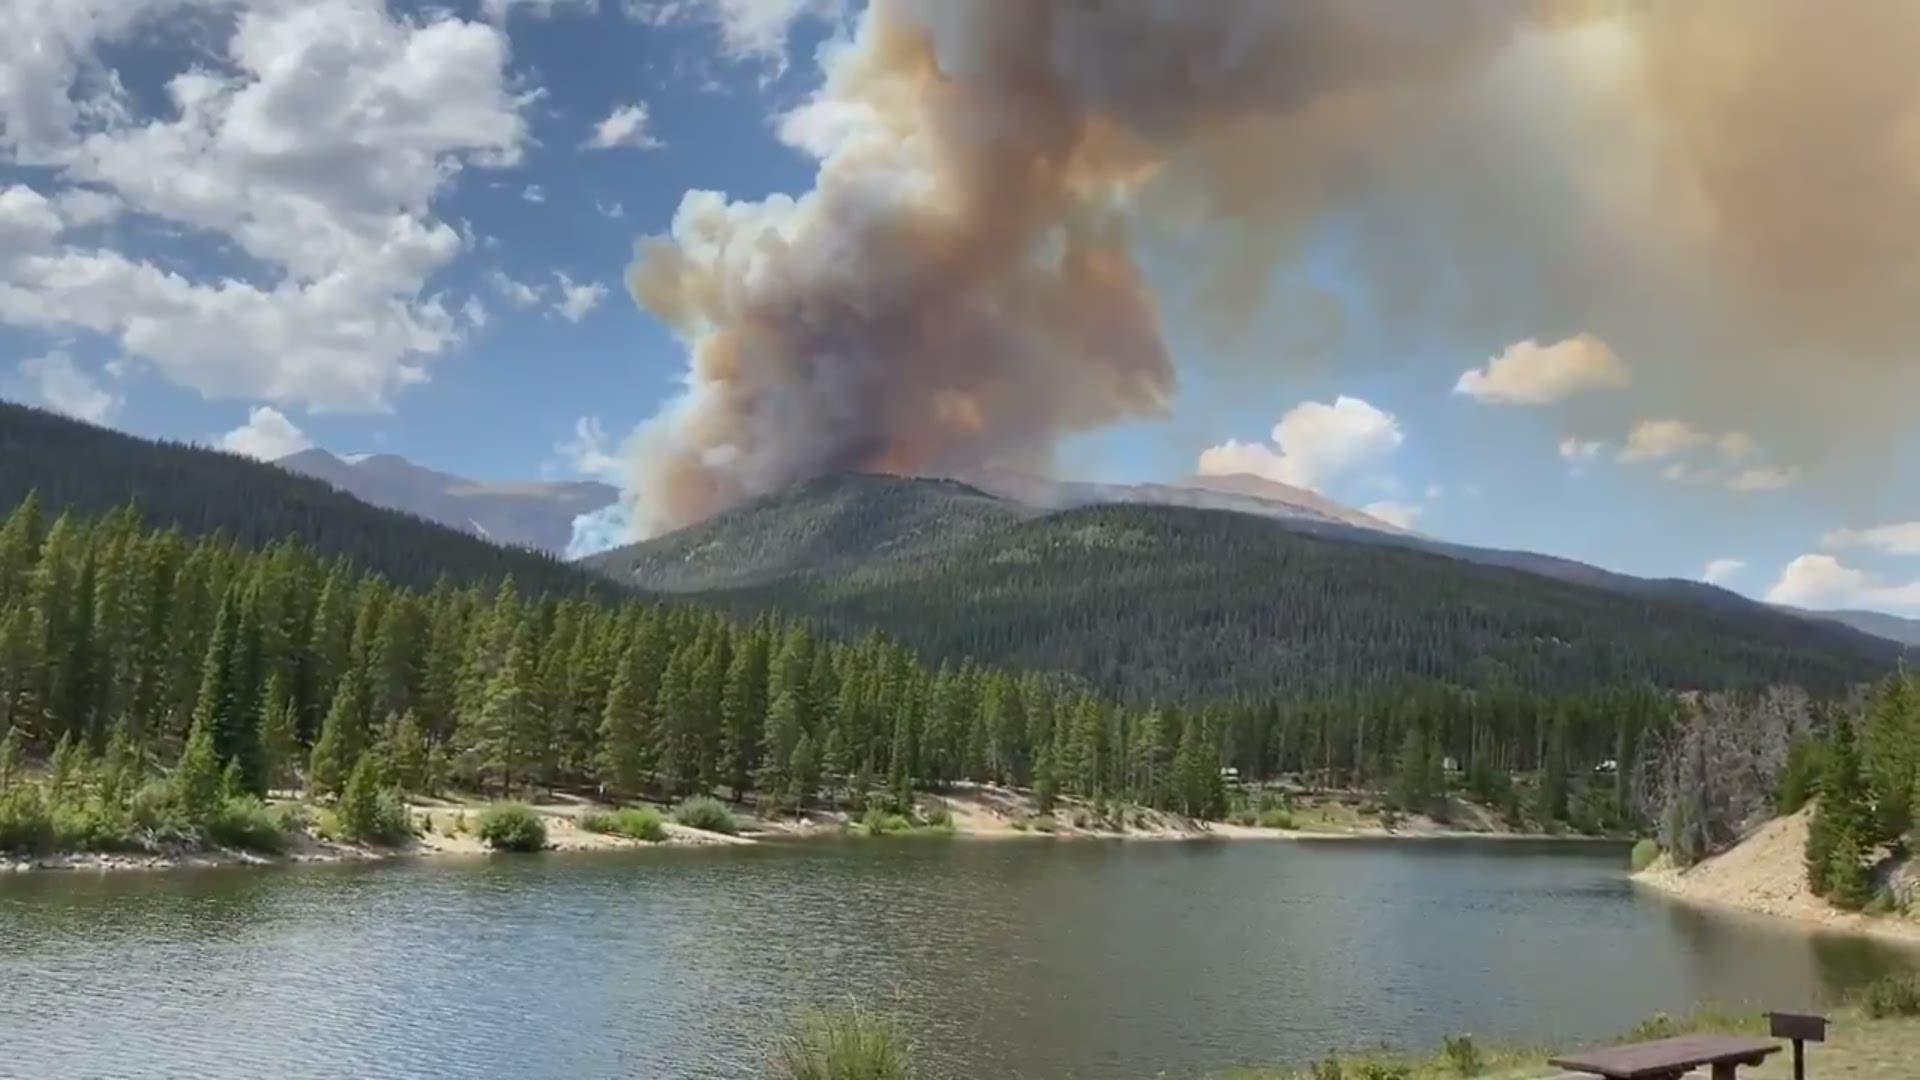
589,474,1900,702
0,402,599,597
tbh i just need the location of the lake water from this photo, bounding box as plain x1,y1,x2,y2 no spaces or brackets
2,838,1915,1080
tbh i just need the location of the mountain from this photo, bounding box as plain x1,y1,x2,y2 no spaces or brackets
586,472,1899,702
0,401,602,597
958,466,1412,533
1792,607,1920,647
276,449,616,557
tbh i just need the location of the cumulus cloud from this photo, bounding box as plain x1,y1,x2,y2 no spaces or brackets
1718,432,1760,463
1197,396,1403,493
219,405,312,461
1766,554,1920,614
489,270,544,308
597,199,627,219
1362,501,1421,530
482,0,597,21
1822,522,1920,556
626,0,843,70
16,351,121,424
1453,334,1629,405
1559,437,1605,462
522,185,547,204
1618,420,1710,463
0,0,529,413
583,103,663,150
556,415,621,479
554,272,609,322
1725,465,1801,493
1702,558,1746,585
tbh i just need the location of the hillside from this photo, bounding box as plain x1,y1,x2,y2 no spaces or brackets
587,473,1899,702
277,448,615,556
0,402,603,596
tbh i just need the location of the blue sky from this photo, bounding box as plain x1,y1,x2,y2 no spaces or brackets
3,0,1918,615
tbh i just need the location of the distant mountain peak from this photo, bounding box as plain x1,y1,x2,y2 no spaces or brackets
274,448,616,557
949,465,1409,535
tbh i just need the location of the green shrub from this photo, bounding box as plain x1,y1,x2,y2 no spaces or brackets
271,802,314,833
1030,816,1058,834
1258,807,1295,830
1630,839,1662,872
860,807,912,836
1442,1034,1482,1077
477,804,547,852
1232,808,1259,827
206,796,288,854
338,757,413,845
1008,818,1029,832
1855,973,1920,1018
1865,887,1898,915
1357,1064,1410,1080
674,796,738,835
581,807,668,843
0,785,52,854
921,803,953,829
771,1004,915,1080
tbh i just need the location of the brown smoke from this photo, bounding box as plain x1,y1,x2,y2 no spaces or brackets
620,0,1920,536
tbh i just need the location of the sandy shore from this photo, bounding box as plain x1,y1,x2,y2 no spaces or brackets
3,784,1614,873
1632,805,1920,947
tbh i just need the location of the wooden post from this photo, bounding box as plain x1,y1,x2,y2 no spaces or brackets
1768,1011,1827,1080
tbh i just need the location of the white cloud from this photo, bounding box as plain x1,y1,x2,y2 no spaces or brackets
1823,522,1920,557
1197,395,1403,493
1724,465,1800,493
557,415,621,479
16,350,121,424
218,405,312,461
583,102,663,150
597,198,626,219
553,272,608,322
481,0,597,21
1661,461,1718,485
1766,554,1920,614
1424,484,1443,501
1453,334,1630,405
0,1,530,412
461,295,489,330
626,0,843,71
523,184,547,204
1618,419,1710,462
1717,431,1759,463
489,270,544,308
1702,558,1745,585
1558,436,1605,462
1362,501,1422,530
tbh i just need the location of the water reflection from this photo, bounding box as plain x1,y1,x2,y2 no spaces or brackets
0,841,1913,1080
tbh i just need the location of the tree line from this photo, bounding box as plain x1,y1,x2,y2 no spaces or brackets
0,493,1803,834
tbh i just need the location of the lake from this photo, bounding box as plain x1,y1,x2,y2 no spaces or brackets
1,838,1914,1080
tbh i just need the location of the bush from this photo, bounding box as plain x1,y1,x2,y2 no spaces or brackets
338,758,413,845
478,804,547,852
581,807,668,843
0,784,53,854
1855,973,1920,1018
771,1004,915,1080
1630,839,1662,873
1071,809,1092,829
1258,807,1295,830
1030,815,1058,834
860,807,912,836
674,796,738,835
206,796,288,854
922,803,953,830
1442,1034,1482,1077
1231,808,1259,827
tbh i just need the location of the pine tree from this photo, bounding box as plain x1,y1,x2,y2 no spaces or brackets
720,627,770,798
1392,727,1431,812
380,710,430,795
599,639,654,798
254,681,292,796
475,618,542,795
1810,717,1871,899
1862,670,1918,843
173,718,225,821
759,688,802,801
0,724,20,793
789,730,819,812
309,669,369,797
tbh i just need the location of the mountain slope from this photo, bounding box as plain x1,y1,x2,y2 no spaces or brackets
277,448,615,556
0,402,603,596
958,466,1411,533
1793,607,1920,647
586,474,1899,702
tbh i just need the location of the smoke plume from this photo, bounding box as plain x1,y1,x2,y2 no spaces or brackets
615,0,1920,537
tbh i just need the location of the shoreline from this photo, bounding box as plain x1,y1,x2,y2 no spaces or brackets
1630,807,1920,949
2,793,1621,875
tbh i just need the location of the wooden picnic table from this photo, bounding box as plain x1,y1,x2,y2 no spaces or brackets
1549,1033,1782,1080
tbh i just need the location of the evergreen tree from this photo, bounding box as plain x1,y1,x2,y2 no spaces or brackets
0,724,20,793
1809,717,1871,899
721,627,770,798
172,718,225,820
759,688,802,802
309,670,369,797
599,640,654,798
789,730,819,811
382,711,430,795
258,675,297,795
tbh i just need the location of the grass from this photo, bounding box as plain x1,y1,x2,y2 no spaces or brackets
1854,973,1920,1018
1258,807,1296,830
580,806,669,843
770,1004,915,1080
674,796,739,835
476,804,547,852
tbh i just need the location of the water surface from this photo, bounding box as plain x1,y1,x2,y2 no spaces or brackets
2,838,1912,1079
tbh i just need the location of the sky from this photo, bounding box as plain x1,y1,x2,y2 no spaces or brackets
2,0,1919,617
